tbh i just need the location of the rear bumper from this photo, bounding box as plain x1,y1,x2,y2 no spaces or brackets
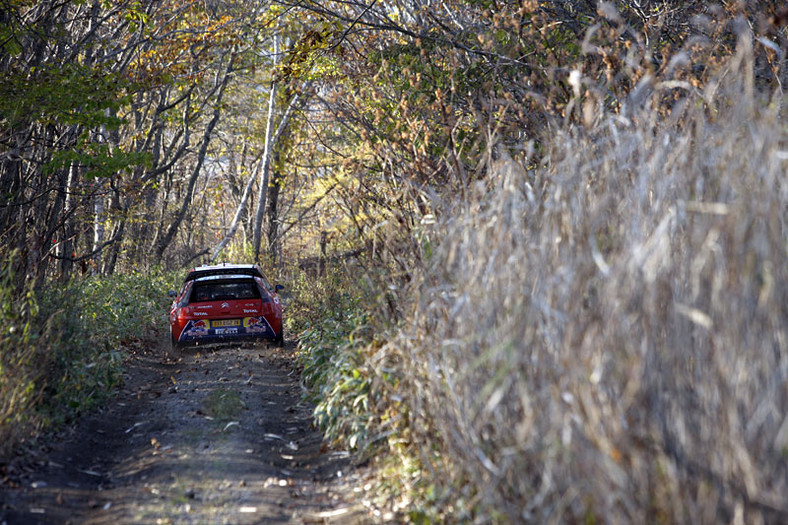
176,316,280,345
175,332,279,348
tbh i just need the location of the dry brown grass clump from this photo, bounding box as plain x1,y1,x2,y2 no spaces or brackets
391,45,788,522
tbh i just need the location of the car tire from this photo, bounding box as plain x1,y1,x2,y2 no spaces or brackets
170,331,181,353
274,329,284,348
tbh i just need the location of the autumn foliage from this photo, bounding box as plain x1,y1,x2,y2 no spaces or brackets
285,1,788,522
2,0,788,521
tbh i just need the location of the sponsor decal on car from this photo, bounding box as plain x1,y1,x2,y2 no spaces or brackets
243,316,274,336
181,319,209,339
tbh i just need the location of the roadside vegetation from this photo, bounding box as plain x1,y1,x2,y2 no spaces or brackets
285,8,788,524
294,56,788,524
290,269,379,452
388,58,787,522
2,0,787,522
0,264,177,458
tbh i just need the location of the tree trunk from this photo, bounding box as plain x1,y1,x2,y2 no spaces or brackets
92,183,105,275
58,162,78,279
266,167,282,268
210,156,260,263
217,88,302,263
252,33,280,262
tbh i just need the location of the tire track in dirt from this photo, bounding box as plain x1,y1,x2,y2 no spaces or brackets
0,342,372,524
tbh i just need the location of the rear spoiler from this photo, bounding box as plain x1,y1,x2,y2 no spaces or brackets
183,266,263,283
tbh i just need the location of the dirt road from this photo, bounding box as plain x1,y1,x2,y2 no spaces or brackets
0,341,374,524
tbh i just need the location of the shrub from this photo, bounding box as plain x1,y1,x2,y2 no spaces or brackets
0,259,42,457
289,263,407,457
0,265,178,458
290,267,371,444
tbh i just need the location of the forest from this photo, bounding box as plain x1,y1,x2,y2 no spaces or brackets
2,0,788,521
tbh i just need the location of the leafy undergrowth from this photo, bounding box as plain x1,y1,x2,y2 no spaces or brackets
290,270,372,448
290,267,428,519
0,265,179,458
289,267,407,459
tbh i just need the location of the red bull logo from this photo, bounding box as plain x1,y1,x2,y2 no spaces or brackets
181,319,209,340
244,316,272,334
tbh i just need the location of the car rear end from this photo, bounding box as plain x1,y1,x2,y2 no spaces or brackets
170,273,282,348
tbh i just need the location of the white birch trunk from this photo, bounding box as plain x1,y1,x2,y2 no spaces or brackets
92,188,105,274
212,91,301,263
252,32,279,261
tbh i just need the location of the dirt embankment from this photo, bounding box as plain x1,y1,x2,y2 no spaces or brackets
0,342,378,524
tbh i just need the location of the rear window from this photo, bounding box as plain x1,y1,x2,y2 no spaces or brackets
189,280,261,303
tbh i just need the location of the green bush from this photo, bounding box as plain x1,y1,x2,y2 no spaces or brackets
0,261,41,456
0,265,178,457
284,267,361,336
288,266,397,452
299,310,373,450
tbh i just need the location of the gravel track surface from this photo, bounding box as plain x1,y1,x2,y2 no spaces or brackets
0,341,372,524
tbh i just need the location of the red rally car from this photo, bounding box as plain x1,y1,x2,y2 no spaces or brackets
169,264,284,349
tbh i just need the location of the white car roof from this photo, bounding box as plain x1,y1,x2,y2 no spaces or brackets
184,264,264,282
191,263,257,271
193,274,256,282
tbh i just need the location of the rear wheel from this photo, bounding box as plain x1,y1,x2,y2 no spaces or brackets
274,328,284,347
170,330,181,352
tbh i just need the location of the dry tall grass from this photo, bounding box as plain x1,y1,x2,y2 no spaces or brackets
392,46,788,522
